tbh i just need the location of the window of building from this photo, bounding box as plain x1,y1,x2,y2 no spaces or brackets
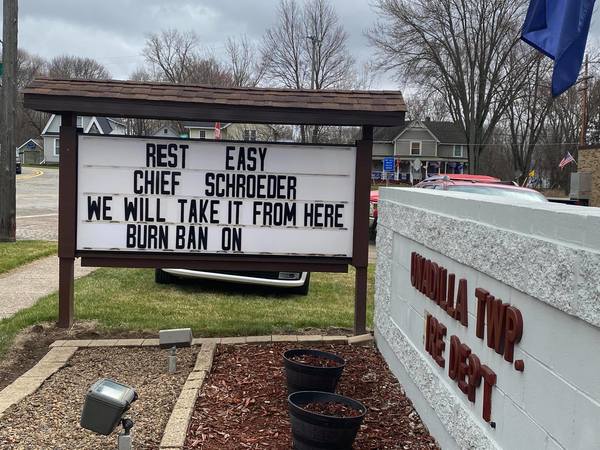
163,128,169,134
454,145,465,157
244,129,257,142
198,130,206,139
410,141,421,155
54,138,60,156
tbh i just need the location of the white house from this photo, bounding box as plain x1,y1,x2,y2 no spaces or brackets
16,138,44,164
40,115,127,164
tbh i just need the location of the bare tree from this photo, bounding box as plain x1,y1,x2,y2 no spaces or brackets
369,0,534,173
505,54,554,183
262,0,356,142
226,35,265,87
143,29,232,86
262,0,307,90
404,91,450,122
144,29,197,83
16,50,49,141
47,55,110,79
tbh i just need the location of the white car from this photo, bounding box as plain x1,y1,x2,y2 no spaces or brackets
155,269,311,295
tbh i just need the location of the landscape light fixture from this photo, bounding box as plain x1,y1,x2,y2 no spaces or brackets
159,328,193,373
80,378,138,450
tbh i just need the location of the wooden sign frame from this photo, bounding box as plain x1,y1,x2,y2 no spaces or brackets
24,79,405,335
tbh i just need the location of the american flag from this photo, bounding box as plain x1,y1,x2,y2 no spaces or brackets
214,122,222,140
558,152,576,169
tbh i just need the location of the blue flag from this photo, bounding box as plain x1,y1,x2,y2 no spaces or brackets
521,0,596,96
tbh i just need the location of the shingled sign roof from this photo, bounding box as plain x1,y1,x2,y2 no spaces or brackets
23,78,406,127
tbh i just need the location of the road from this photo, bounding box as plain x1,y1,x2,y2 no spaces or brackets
16,166,58,240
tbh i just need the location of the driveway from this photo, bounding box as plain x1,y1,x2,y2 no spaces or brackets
17,166,58,241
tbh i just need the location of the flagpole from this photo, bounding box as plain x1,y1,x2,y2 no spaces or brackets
579,53,589,146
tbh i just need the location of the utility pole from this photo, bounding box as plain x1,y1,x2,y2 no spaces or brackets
307,35,321,143
579,54,589,147
0,0,18,242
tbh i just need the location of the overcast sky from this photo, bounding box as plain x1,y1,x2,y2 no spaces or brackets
7,0,397,88
5,0,600,90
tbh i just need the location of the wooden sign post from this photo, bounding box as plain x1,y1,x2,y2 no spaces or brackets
24,79,406,334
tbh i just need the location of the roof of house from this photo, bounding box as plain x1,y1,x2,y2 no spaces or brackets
17,138,43,151
23,78,407,126
374,120,467,144
95,117,113,134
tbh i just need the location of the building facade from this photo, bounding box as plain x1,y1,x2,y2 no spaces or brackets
41,115,126,164
373,120,469,182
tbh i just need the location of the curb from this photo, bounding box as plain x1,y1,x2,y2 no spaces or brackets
49,334,373,348
159,342,216,449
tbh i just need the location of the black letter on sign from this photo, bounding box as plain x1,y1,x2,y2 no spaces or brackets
87,196,102,220
221,227,242,251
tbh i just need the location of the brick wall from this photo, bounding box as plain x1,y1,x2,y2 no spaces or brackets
375,188,600,450
578,147,600,206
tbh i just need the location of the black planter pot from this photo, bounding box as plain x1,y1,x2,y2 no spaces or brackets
288,391,367,450
283,349,346,394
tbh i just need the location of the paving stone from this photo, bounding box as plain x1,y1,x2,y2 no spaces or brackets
187,371,208,381
88,339,120,347
160,415,189,448
174,389,198,411
183,374,206,390
348,333,374,345
49,340,66,348
272,335,298,342
245,335,272,343
0,401,12,415
322,335,349,344
60,339,92,347
21,362,63,378
40,346,77,363
220,336,247,344
192,337,221,346
297,335,323,343
142,338,160,346
193,352,214,373
115,338,145,347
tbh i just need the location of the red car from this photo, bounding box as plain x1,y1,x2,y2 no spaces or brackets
369,174,546,239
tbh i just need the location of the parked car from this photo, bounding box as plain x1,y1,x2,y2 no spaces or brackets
415,175,548,202
155,268,311,295
16,154,22,174
369,190,379,240
369,174,546,239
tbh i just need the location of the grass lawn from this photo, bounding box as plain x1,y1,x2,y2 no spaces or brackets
0,241,57,275
0,266,374,357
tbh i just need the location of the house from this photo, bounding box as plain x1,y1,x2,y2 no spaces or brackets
183,122,279,141
151,125,180,138
373,119,469,182
41,115,126,164
16,138,43,165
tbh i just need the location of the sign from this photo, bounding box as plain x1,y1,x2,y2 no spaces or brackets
77,135,356,257
411,252,524,423
383,157,394,172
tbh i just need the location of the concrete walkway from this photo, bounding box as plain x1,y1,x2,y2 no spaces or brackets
0,256,95,320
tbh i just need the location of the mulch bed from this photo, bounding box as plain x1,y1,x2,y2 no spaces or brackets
0,346,197,449
0,322,155,391
185,343,438,449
